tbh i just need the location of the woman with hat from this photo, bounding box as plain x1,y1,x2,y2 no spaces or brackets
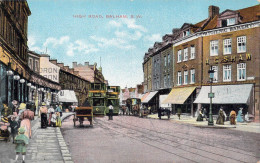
39,103,48,128
14,127,29,163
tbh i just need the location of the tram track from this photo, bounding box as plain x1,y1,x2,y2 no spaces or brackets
96,118,257,163
120,116,260,155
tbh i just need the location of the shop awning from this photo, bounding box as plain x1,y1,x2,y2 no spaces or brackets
163,87,196,104
160,95,171,108
141,92,150,102
194,84,253,104
57,90,78,103
142,91,158,103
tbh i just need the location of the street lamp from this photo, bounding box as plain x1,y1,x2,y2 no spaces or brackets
208,66,215,126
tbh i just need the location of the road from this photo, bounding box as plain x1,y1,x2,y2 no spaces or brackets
61,115,260,163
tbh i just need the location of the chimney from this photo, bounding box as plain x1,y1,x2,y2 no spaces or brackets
72,62,77,68
208,5,219,19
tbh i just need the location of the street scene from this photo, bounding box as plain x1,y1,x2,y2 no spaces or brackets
0,0,260,163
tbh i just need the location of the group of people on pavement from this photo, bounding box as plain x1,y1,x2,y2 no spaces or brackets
0,100,37,163
195,106,246,125
39,103,63,128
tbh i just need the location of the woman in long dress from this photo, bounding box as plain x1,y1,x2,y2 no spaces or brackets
216,109,224,125
236,108,244,122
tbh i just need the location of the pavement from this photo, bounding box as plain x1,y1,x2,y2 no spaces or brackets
147,113,260,133
9,112,75,163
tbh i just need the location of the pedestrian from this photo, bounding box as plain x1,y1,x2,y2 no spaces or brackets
203,108,207,120
48,105,55,126
14,127,29,163
55,105,62,117
108,104,114,120
16,103,26,122
230,110,236,125
9,115,19,143
222,109,227,121
177,108,181,120
51,112,57,127
196,108,203,121
56,112,62,127
216,108,225,125
236,107,244,123
39,103,48,128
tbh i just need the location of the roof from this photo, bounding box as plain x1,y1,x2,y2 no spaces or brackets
203,4,260,31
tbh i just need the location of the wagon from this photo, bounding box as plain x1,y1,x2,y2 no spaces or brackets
73,100,93,127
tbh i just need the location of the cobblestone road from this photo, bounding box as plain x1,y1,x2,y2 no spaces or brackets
61,115,260,163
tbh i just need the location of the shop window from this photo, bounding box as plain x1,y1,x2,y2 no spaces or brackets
190,46,195,59
177,71,182,85
237,63,246,81
210,40,218,56
177,50,182,62
237,36,246,53
0,64,7,104
183,48,188,61
223,38,232,55
190,69,195,84
223,65,231,82
212,66,218,82
184,70,188,85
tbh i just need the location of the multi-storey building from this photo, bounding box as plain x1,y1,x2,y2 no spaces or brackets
144,4,260,121
72,62,105,84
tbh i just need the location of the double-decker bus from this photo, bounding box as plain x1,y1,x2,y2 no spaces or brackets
88,83,107,115
105,86,120,115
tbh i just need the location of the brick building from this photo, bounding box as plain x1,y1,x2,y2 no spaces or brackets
143,4,260,120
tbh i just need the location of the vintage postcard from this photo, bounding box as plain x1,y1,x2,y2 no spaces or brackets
0,0,259,163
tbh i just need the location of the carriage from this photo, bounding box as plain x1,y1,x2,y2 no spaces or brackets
73,100,93,127
126,98,141,116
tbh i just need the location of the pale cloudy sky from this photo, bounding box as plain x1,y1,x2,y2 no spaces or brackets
27,0,259,88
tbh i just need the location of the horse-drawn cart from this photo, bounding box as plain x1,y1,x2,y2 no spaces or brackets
73,100,93,127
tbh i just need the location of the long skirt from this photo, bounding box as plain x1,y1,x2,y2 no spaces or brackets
230,115,236,125
41,113,48,128
20,119,31,138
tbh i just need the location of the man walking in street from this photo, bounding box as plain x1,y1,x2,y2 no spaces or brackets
108,105,114,120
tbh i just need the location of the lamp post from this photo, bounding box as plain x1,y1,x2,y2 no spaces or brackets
208,66,215,126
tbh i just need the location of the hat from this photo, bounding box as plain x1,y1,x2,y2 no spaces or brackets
1,117,8,123
18,103,26,110
42,102,46,106
18,127,26,134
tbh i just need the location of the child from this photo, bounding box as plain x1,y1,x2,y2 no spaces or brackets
14,127,29,163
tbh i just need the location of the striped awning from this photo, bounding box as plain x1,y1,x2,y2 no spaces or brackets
163,87,196,104
194,84,253,104
142,91,158,103
141,92,150,102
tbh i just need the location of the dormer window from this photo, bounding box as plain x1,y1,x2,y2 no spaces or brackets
227,18,236,26
183,30,190,37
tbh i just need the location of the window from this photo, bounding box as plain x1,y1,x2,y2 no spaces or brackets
168,75,170,87
237,63,246,81
237,36,246,53
223,65,231,82
184,71,188,85
168,54,170,66
223,38,232,55
29,58,33,69
210,40,218,56
177,72,182,85
227,18,236,26
190,46,195,59
164,56,167,67
177,50,182,62
35,60,39,72
183,48,188,61
183,30,190,37
164,75,167,87
212,66,218,82
190,69,195,84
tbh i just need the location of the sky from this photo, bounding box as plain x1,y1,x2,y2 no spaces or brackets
27,0,259,88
